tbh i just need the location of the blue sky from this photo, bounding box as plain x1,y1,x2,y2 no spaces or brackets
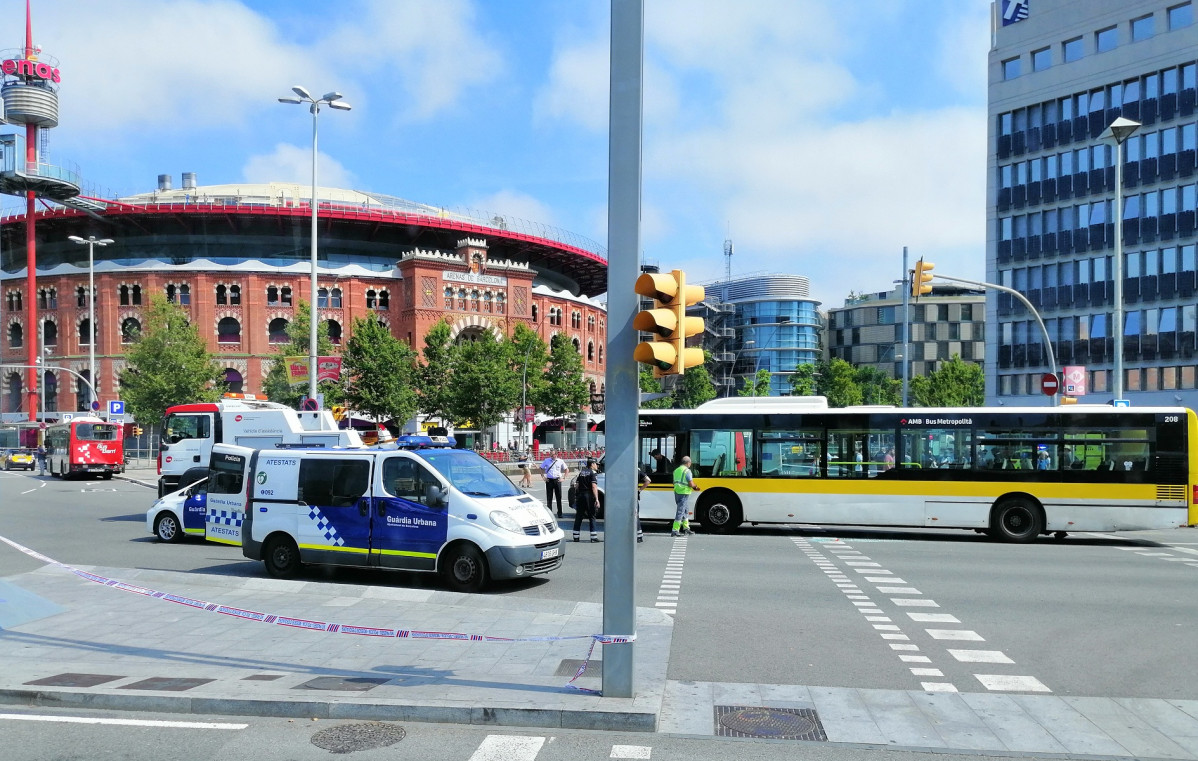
2,0,992,307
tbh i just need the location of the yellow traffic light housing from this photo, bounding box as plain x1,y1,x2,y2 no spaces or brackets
634,269,706,376
912,258,935,300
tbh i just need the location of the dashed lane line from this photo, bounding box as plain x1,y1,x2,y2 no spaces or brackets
654,536,688,615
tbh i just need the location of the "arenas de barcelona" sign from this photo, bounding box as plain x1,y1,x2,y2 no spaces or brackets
1,57,61,83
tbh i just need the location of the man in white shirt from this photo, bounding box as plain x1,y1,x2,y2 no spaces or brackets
542,455,569,517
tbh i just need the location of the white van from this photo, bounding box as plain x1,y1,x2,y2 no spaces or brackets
223,440,565,592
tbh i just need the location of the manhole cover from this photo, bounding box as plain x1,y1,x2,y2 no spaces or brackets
714,706,827,741
119,677,215,692
311,722,405,754
554,658,601,677
25,673,123,688
241,674,284,681
295,676,390,692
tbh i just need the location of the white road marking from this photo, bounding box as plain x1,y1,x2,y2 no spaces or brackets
948,649,1014,664
865,616,891,622
0,713,246,729
865,577,906,583
20,488,36,495
899,655,932,663
851,601,875,607
876,587,920,594
845,561,881,567
926,629,985,641
974,674,1051,692
911,668,943,677
921,682,958,692
907,613,960,623
873,624,901,631
858,568,891,574
880,633,910,640
611,745,652,759
892,598,939,607
469,735,546,760
890,644,919,651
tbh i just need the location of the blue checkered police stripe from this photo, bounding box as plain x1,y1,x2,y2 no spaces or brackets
308,506,346,546
206,510,243,527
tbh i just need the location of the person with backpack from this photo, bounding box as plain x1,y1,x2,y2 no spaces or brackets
542,453,568,517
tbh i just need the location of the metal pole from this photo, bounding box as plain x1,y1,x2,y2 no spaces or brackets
88,240,96,410
521,343,532,452
902,246,910,406
1113,138,1125,401
309,102,320,404
602,0,643,699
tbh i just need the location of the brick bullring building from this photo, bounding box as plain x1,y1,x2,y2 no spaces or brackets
0,180,608,418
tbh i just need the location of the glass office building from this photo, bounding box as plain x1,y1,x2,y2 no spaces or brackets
722,274,822,396
988,0,1198,406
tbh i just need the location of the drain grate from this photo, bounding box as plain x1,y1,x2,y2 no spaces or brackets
119,677,214,692
311,722,406,754
554,658,601,677
714,705,827,741
24,673,123,688
294,676,390,692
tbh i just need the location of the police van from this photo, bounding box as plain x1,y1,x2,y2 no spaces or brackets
217,438,564,592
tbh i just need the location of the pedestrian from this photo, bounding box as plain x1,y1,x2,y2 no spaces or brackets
36,442,46,476
636,466,651,543
518,459,533,488
1036,450,1051,470
883,447,895,470
542,453,568,517
572,457,600,543
671,455,699,536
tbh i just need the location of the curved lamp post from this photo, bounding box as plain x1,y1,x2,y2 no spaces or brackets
69,235,113,410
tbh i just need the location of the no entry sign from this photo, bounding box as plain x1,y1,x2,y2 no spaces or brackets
1041,373,1059,396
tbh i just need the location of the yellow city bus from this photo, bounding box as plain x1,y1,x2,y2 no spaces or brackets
632,397,1197,542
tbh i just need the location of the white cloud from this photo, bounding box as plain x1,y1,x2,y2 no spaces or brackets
241,143,357,188
463,189,558,230
534,35,609,131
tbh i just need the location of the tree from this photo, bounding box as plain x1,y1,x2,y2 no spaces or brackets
416,320,457,424
509,322,548,412
341,316,418,425
261,300,344,408
450,332,521,435
674,363,717,409
539,333,589,418
789,363,820,396
911,355,984,406
822,358,863,407
738,368,772,397
639,365,673,409
856,365,902,406
120,293,222,424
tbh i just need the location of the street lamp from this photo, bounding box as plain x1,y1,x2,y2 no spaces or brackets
69,235,113,411
520,342,536,452
278,86,352,404
1099,116,1141,402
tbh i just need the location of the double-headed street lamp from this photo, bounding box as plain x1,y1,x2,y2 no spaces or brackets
68,234,113,409
1099,116,1141,403
278,86,352,404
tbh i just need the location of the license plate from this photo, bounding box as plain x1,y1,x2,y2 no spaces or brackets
89,466,104,472
540,547,559,560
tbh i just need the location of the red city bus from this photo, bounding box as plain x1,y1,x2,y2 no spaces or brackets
45,417,124,479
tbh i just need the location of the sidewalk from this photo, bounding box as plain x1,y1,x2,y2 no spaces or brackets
0,468,1190,753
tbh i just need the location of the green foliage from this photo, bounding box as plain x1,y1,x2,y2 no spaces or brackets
416,320,456,424
261,300,344,408
910,355,984,407
120,293,222,424
510,322,549,409
539,333,589,417
738,368,772,397
450,332,521,432
674,363,717,409
788,363,819,396
822,358,863,407
639,365,673,408
856,365,902,406
341,316,418,425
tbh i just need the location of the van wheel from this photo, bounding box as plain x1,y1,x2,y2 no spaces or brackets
990,498,1043,543
442,544,488,593
154,513,182,543
264,536,302,579
696,491,742,534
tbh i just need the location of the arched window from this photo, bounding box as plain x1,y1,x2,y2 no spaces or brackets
470,290,481,312
79,318,94,346
221,368,244,393
483,292,493,313
378,290,389,309
496,293,506,315
39,288,57,309
268,318,289,344
318,287,329,308
229,285,241,305
571,311,582,329
587,341,595,361
572,337,581,354
119,285,130,306
217,317,241,344
326,319,342,344
457,288,468,310
167,284,189,305
76,286,89,308
166,284,176,303
281,286,293,305
121,318,141,344
131,284,141,305
366,289,377,308
588,315,596,331
43,370,57,412
216,284,228,305
4,371,21,414
43,319,58,347
444,286,454,309
5,291,20,311
330,288,342,308
531,304,539,322
267,286,279,305
8,322,22,349
598,345,604,364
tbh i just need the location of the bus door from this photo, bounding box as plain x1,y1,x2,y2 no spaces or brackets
162,411,214,469
294,456,373,566
370,455,448,572
638,432,684,520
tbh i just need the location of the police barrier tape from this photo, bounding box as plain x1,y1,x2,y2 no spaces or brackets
0,534,633,694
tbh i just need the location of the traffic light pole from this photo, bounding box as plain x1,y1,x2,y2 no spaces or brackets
901,246,910,407
602,0,643,699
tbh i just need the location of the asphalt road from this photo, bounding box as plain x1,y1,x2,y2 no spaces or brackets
3,469,1196,703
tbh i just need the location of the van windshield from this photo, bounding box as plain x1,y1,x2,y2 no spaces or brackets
415,449,521,498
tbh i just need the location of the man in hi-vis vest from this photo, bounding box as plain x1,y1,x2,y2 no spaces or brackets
671,456,699,536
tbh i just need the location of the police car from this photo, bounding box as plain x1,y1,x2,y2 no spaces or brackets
145,466,210,542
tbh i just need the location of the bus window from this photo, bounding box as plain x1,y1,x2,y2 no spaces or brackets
639,434,679,477
1062,427,1153,471
901,428,972,470
75,423,117,441
689,429,753,477
828,428,895,477
976,427,1057,470
759,430,822,477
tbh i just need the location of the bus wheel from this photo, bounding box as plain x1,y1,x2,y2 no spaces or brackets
442,543,488,593
154,513,182,543
697,491,742,534
990,498,1043,543
263,535,302,579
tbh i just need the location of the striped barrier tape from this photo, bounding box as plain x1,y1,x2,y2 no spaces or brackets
0,534,633,693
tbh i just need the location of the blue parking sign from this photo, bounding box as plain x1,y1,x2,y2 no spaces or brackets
108,400,125,416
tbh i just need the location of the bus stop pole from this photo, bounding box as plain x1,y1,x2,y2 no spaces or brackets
602,0,643,699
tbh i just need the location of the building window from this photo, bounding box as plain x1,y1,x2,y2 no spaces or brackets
230,285,240,305
496,293,505,314
598,345,603,364
587,341,595,361
217,317,241,344
5,291,20,311
38,287,57,310
1002,57,1021,80
8,322,22,349
444,286,454,310
1095,26,1118,53
267,286,279,305
166,284,190,305
1169,2,1193,30
330,288,342,308
216,284,228,305
79,318,93,346
76,286,90,308
483,292,493,313
532,304,538,322
326,319,342,345
1063,36,1083,63
121,317,141,344
571,311,582,329
119,285,130,306
1132,14,1155,41
378,290,389,310
318,288,329,308
268,318,289,344
365,289,377,308
43,319,57,347
470,290,480,312
1031,47,1051,72
588,315,596,331
221,368,244,394
281,286,292,305
572,337,581,354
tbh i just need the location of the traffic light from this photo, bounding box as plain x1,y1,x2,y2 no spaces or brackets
912,258,935,300
133,426,143,436
633,269,706,376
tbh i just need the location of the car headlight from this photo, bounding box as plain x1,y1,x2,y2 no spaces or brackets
489,510,524,534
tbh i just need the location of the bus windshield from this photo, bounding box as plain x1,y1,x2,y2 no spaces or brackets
415,449,521,498
75,423,118,441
